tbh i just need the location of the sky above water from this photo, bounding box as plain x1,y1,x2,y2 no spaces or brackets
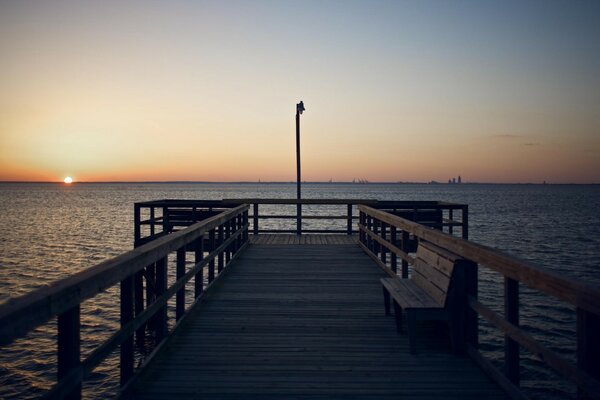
1,0,599,183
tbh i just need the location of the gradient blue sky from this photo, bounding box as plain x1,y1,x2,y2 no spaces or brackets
1,1,599,182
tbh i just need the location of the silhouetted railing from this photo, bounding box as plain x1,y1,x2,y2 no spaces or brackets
0,205,249,399
134,199,468,241
358,205,600,400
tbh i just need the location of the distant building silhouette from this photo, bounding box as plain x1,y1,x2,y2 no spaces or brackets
448,176,463,184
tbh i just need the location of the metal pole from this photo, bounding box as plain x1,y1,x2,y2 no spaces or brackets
296,106,301,234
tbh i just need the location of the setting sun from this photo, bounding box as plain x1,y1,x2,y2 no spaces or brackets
64,177,73,184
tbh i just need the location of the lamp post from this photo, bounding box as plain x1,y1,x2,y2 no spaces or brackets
296,101,305,235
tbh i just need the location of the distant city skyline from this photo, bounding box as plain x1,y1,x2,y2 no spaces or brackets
1,1,599,184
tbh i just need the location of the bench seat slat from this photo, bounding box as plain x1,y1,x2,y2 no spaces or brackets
381,278,442,309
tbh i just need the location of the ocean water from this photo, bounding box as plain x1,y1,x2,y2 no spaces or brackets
0,182,599,399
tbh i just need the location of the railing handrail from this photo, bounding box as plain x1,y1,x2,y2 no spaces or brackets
222,198,378,205
0,204,249,347
359,205,600,314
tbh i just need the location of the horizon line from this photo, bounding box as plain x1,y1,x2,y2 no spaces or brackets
0,180,598,185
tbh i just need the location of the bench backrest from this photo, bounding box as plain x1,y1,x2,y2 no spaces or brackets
412,241,468,307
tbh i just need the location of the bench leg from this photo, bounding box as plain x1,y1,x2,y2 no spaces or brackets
407,311,417,354
393,302,403,333
382,286,391,316
449,319,463,354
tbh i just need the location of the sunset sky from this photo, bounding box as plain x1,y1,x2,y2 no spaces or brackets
1,1,599,183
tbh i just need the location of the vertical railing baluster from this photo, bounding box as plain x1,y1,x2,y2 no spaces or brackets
253,203,259,235
448,208,454,236
195,236,204,298
209,229,216,283
373,218,380,257
381,222,387,266
244,210,249,243
155,257,168,342
120,276,134,386
466,262,479,349
359,211,365,244
390,226,397,274
504,277,520,386
347,204,353,235
150,207,155,237
162,206,169,234
366,216,372,251
401,230,409,278
237,214,243,250
134,270,144,348
225,220,232,264
218,224,224,273
134,204,141,246
57,305,81,400
462,205,469,239
176,248,186,321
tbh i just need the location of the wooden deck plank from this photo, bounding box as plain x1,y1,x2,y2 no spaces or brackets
129,239,504,399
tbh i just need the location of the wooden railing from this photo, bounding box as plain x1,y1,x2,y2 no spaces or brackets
134,199,468,242
358,205,600,400
0,205,250,399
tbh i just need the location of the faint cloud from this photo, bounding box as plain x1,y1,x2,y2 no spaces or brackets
490,134,522,139
523,142,540,146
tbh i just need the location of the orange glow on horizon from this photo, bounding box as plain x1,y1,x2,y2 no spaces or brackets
1,2,599,184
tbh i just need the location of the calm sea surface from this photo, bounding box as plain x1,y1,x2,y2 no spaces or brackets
1,182,599,399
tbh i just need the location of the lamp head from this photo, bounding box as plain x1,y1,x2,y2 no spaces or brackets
297,101,305,115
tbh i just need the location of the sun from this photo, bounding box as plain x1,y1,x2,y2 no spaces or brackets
64,176,73,184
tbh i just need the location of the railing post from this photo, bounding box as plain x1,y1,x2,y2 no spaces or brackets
366,216,373,251
162,206,169,234
381,222,387,265
390,226,397,274
195,236,204,298
448,208,454,236
176,248,186,321
466,261,479,349
359,210,365,244
150,207,156,237
373,219,380,257
401,230,409,278
462,205,469,239
347,204,353,235
209,229,216,283
218,224,225,273
134,203,141,247
504,277,520,386
577,308,600,399
238,213,244,248
134,270,144,348
244,210,249,243
225,220,232,264
253,203,259,235
155,257,168,342
120,276,134,386
145,263,156,331
57,305,81,400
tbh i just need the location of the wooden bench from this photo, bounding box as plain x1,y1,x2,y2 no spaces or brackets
381,240,474,354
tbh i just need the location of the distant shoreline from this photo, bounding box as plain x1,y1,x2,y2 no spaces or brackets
0,181,598,185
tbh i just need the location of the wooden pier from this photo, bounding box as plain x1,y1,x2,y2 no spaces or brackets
126,239,503,399
1,199,599,399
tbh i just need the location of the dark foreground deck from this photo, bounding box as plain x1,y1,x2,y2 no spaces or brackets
128,237,503,399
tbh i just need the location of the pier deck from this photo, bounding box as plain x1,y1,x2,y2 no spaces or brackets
129,237,503,399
